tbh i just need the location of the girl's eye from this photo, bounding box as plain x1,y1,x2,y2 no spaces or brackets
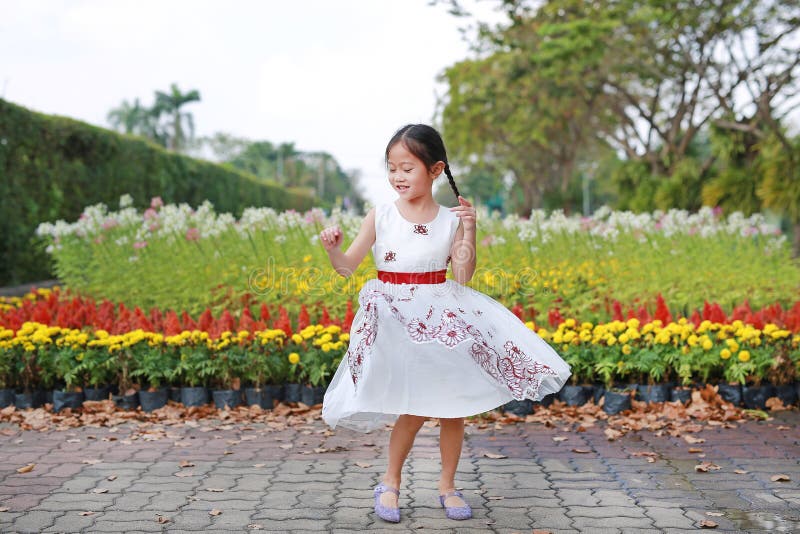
403,168,413,173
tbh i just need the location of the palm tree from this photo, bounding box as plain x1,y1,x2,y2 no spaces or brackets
107,97,167,146
152,83,201,152
757,133,800,256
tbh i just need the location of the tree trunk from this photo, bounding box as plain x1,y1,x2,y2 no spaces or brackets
793,220,800,259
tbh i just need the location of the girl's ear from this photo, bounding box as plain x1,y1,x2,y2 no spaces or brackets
430,161,445,179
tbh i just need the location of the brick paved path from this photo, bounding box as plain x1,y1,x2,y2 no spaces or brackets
0,410,798,533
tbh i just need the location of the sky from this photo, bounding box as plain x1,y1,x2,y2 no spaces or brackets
1,0,504,205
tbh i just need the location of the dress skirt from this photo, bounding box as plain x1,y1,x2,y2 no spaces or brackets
322,279,571,432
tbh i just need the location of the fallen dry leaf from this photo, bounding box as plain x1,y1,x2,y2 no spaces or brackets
174,471,196,478
81,459,101,465
355,462,372,468
209,509,223,516
765,397,786,411
486,496,505,500
253,463,266,468
16,463,35,474
179,460,195,468
533,530,553,534
279,444,293,450
552,436,568,442
205,488,225,492
247,524,263,530
604,428,623,441
90,488,108,494
156,514,170,524
694,461,722,472
106,475,117,481
688,447,704,453
699,519,718,528
483,452,507,459
683,435,705,444
571,448,591,454
0,507,9,512
770,474,790,482
706,512,724,517
733,469,748,474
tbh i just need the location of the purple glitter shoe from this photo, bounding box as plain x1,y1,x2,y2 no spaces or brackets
373,483,400,523
439,489,472,520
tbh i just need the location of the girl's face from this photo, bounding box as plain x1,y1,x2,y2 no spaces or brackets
387,142,441,200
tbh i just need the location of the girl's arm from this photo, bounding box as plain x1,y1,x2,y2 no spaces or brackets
449,196,477,284
319,208,376,277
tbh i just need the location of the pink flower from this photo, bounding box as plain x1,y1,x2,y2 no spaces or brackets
143,208,158,220
101,219,118,230
712,206,723,218
481,235,494,246
150,196,164,209
185,227,200,241
133,241,147,249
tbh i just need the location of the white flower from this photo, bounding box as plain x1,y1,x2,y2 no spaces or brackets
119,194,133,208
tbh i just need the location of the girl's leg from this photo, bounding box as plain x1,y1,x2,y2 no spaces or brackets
380,414,426,507
438,417,467,506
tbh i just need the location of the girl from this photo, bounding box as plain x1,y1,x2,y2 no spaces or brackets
319,124,571,522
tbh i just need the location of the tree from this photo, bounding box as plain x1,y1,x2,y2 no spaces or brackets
152,83,201,152
106,97,165,145
437,0,800,213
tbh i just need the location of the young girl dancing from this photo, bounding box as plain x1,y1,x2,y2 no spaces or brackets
320,124,571,522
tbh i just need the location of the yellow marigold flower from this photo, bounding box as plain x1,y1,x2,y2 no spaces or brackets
291,334,303,344
681,345,690,354
622,344,632,355
626,318,640,329
737,350,750,362
618,333,629,344
325,325,342,335
303,254,312,263
581,322,593,331
726,340,739,353
524,321,535,330
322,343,333,352
606,336,617,346
720,348,731,359
301,330,315,340
340,333,350,342
702,339,713,351
288,352,300,364
552,333,563,344
565,318,576,328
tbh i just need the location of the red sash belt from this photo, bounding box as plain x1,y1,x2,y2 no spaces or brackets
377,270,447,284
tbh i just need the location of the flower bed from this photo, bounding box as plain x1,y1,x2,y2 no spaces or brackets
34,197,799,321
1,289,797,413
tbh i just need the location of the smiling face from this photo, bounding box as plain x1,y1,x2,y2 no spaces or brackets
387,142,441,200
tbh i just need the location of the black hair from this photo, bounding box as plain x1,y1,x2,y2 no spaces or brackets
385,124,460,200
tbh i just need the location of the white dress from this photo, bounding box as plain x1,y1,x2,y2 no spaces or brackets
322,202,571,432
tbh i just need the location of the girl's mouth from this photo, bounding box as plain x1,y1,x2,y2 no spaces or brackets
396,185,409,191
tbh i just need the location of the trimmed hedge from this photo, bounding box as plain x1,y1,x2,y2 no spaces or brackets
0,98,317,285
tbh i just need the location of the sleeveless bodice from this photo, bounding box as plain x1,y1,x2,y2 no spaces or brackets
373,202,460,273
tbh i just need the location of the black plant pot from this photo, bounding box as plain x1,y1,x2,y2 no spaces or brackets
139,389,168,412
603,389,632,414
670,387,692,404
244,387,265,407
742,384,775,410
212,389,241,409
774,384,798,407
717,383,743,406
181,387,209,407
42,389,53,405
0,389,15,408
53,390,85,412
300,385,326,406
113,392,139,410
169,386,182,403
558,385,592,406
284,383,302,403
593,384,606,404
637,383,671,403
265,384,284,404
84,386,112,401
535,393,556,407
504,398,534,416
14,392,41,409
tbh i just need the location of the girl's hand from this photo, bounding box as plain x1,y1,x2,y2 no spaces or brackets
451,196,476,233
320,225,344,251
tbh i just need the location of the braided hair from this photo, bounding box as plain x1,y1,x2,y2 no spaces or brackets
385,124,461,199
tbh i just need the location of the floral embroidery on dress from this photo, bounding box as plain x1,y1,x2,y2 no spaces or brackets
413,224,429,235
345,285,559,400
384,251,396,262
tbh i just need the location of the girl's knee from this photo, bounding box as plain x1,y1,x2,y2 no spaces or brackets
439,417,464,425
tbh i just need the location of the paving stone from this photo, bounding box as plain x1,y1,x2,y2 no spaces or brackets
571,515,655,530
11,511,64,531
